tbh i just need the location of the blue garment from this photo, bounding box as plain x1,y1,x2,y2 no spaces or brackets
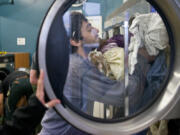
40,107,89,135
40,53,150,135
146,52,167,95
132,52,167,135
139,52,167,108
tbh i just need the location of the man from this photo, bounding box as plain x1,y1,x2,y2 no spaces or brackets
0,70,33,123
0,70,60,135
30,53,38,86
39,12,152,135
0,52,60,135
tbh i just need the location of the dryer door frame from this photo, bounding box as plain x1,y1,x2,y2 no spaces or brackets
38,0,180,134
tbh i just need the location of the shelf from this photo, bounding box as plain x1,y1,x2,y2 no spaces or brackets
104,0,150,30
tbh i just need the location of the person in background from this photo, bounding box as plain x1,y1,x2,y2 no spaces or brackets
0,70,32,124
0,51,60,135
0,69,60,135
30,53,39,92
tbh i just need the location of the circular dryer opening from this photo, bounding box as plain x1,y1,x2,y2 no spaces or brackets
38,0,179,134
61,1,173,122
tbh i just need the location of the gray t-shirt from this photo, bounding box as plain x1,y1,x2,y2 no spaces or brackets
40,53,149,135
31,53,38,70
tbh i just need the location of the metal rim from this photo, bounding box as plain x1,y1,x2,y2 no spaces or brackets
38,0,180,134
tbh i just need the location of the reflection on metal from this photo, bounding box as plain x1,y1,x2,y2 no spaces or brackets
166,96,180,119
175,0,180,8
124,19,129,116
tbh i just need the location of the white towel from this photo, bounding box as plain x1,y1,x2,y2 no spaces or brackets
128,13,169,74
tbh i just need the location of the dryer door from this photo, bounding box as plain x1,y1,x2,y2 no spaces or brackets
38,0,180,134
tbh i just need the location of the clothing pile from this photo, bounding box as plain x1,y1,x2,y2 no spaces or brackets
129,13,169,74
88,42,124,81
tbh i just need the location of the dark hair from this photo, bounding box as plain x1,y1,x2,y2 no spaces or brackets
70,12,87,53
2,71,29,96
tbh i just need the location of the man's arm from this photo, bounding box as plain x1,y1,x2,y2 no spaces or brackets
0,81,4,117
81,52,150,106
0,93,3,117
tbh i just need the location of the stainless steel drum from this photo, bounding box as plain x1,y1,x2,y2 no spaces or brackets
38,0,180,134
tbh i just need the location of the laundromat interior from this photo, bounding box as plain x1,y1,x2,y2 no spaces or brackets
0,0,180,135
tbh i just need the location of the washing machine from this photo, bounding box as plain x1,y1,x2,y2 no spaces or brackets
37,0,180,134
0,54,15,81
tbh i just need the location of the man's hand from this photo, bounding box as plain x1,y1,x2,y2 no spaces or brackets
0,93,4,116
36,70,60,108
138,47,156,62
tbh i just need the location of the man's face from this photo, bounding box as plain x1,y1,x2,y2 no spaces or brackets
81,21,99,44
